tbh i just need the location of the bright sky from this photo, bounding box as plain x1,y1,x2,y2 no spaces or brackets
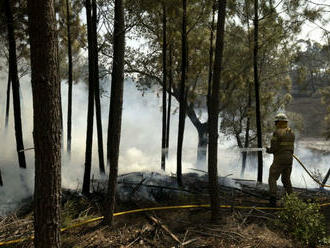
298,0,330,43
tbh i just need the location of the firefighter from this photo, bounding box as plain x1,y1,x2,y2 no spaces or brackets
266,113,295,207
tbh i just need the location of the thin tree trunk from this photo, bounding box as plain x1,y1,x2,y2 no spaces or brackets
254,0,263,183
92,0,105,174
82,0,95,195
322,168,330,188
241,0,252,177
197,123,208,168
241,80,251,176
5,0,26,169
177,0,188,187
104,0,125,225
0,168,3,186
165,44,173,157
66,0,73,154
208,0,227,221
5,70,11,127
207,1,216,107
28,0,62,246
161,2,167,170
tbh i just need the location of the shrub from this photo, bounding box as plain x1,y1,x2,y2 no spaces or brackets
277,193,327,247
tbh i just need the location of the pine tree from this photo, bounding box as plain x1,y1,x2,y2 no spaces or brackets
208,0,227,221
28,0,62,246
4,0,26,169
104,0,125,225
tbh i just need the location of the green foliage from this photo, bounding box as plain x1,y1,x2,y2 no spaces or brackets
277,194,327,247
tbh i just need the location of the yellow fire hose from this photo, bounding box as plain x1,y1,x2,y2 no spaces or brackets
2,202,330,247
1,154,330,246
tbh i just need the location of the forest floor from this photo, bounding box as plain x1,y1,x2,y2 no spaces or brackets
1,173,330,248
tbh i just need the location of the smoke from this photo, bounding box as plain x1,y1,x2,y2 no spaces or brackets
0,72,329,216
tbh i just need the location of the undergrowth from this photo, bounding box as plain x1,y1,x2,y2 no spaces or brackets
277,193,328,247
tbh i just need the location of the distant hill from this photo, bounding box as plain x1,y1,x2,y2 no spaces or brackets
287,93,327,138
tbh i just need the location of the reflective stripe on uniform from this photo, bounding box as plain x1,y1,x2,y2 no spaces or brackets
280,142,294,146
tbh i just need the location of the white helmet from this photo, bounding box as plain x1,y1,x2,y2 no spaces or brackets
275,113,288,122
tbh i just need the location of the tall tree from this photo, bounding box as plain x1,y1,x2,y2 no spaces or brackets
241,80,251,176
28,0,62,246
82,0,95,195
165,44,173,157
177,0,188,186
161,1,167,170
104,0,125,225
66,0,73,153
92,0,105,174
5,71,11,127
254,0,263,183
208,0,227,221
4,0,26,169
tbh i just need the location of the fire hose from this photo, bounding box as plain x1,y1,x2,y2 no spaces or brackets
292,154,330,188
239,148,330,188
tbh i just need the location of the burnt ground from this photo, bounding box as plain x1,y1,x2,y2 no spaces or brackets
1,173,330,248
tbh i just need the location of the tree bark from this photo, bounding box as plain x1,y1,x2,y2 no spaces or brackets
241,80,251,176
5,0,26,169
82,0,95,195
197,123,208,168
92,0,105,174
177,0,188,187
161,2,167,170
207,1,216,107
104,0,125,225
165,44,173,157
254,0,263,183
5,70,11,127
208,0,227,221
28,0,62,246
0,168,3,186
66,0,73,154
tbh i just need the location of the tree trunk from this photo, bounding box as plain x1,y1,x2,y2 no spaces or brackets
82,0,95,195
207,1,216,107
28,0,62,246
161,2,167,170
5,70,11,127
66,0,73,154
241,80,251,176
165,44,173,157
321,168,330,188
5,0,26,169
177,0,188,187
186,105,208,168
197,123,208,169
92,0,105,174
0,168,3,186
208,0,227,221
254,0,263,183
104,0,125,225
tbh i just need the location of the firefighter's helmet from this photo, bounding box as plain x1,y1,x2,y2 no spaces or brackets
275,113,288,122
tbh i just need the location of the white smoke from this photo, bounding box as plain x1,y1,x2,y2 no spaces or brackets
0,72,329,216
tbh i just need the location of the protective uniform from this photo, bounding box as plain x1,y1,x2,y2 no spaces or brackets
266,113,295,202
